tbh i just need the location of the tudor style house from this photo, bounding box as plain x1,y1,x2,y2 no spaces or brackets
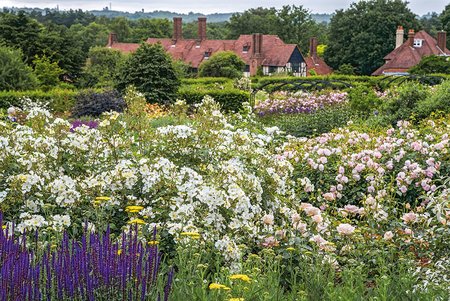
372,27,450,76
107,17,332,77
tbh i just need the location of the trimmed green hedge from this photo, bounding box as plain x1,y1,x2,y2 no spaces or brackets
181,77,233,85
177,86,250,112
0,89,78,112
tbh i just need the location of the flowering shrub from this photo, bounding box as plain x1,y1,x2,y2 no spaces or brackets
0,213,173,301
254,91,347,116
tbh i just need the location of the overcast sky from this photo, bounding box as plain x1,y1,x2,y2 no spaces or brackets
2,0,447,15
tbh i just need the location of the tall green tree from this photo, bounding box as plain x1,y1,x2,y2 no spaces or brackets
32,55,63,90
130,18,171,41
324,0,419,75
440,4,450,49
83,47,124,88
0,46,36,91
0,11,41,64
116,43,180,104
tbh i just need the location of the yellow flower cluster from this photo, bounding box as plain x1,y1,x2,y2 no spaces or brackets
180,232,201,239
145,103,167,119
127,219,146,225
125,205,144,213
93,196,111,206
229,298,244,301
209,283,231,290
148,240,159,245
229,274,251,282
1,225,6,230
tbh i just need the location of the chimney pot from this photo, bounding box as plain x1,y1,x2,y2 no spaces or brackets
198,17,207,42
173,17,182,43
437,31,447,52
395,26,404,49
252,33,263,57
309,37,318,58
107,33,118,47
407,29,415,47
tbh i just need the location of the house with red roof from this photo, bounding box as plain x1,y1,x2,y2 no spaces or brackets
372,27,449,76
107,17,332,77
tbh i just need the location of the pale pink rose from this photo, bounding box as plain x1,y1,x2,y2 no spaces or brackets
311,214,323,223
338,166,345,174
304,206,320,216
295,222,307,233
399,186,407,194
262,214,274,225
310,234,327,246
262,236,279,247
402,212,417,224
404,228,413,235
275,230,286,239
291,213,301,223
336,223,355,235
300,202,313,210
344,205,359,214
383,231,394,241
323,192,335,201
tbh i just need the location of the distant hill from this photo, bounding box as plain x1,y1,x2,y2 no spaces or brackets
3,7,332,23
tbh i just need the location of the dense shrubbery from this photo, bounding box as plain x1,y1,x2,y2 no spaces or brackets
0,46,37,91
71,90,126,117
198,51,246,79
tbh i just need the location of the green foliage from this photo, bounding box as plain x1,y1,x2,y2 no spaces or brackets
441,4,450,49
324,0,419,75
227,5,325,51
416,80,450,119
182,21,229,40
409,55,450,75
172,59,192,79
67,22,110,53
198,51,245,79
259,104,354,137
0,88,78,112
83,47,125,88
32,55,63,91
0,46,36,91
116,43,180,104
348,84,381,115
130,18,171,41
335,63,356,75
381,82,430,122
177,86,250,112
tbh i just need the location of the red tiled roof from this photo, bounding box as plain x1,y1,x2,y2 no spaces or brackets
373,31,450,76
108,34,332,75
305,56,333,75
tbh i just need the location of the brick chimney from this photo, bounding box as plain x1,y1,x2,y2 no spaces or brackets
198,17,207,42
309,37,318,58
252,33,263,57
437,31,447,52
173,17,182,43
107,33,118,47
407,29,415,47
395,26,404,49
250,33,264,76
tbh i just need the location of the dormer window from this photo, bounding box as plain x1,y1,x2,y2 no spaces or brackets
242,45,250,53
204,51,211,59
413,39,423,47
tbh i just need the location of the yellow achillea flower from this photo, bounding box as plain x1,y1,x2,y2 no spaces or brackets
127,219,146,225
286,247,295,252
95,196,111,201
125,205,144,213
209,283,230,290
229,274,251,282
117,249,122,255
1,225,6,230
229,298,244,301
180,232,201,239
148,240,159,245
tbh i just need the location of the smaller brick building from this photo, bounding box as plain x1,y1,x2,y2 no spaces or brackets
372,27,449,75
107,17,332,77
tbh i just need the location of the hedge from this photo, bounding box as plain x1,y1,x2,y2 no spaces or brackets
181,77,233,86
177,87,250,112
0,89,78,112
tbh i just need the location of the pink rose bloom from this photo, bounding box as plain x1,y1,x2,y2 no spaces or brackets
344,205,359,214
383,231,394,241
291,213,301,223
262,214,274,225
311,214,323,223
404,228,413,235
336,223,355,235
262,236,279,247
323,192,335,201
402,212,417,224
304,206,320,216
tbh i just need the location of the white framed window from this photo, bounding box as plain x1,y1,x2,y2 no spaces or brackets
413,39,423,47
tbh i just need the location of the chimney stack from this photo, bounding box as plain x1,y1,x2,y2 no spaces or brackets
198,17,207,42
437,31,447,52
107,33,118,47
173,17,182,42
252,33,263,57
309,37,318,58
407,29,415,47
395,26,404,49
